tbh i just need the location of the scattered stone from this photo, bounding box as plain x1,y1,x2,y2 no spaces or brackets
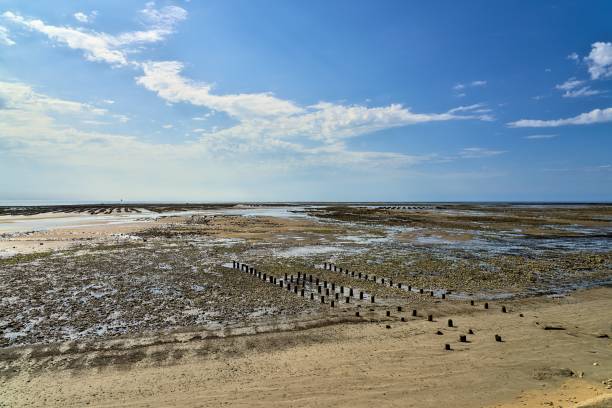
532,367,575,380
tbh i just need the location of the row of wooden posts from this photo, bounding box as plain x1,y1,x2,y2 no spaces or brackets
232,260,508,348
322,262,451,299
232,260,375,306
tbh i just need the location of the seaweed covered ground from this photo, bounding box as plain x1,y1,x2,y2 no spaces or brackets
0,204,610,349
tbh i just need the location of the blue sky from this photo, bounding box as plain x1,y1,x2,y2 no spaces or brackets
0,0,611,202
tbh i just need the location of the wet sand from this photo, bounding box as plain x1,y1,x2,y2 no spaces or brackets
1,287,610,407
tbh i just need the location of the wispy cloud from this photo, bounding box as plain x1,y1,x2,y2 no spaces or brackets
73,11,97,24
555,77,603,98
508,108,612,128
555,78,585,91
2,3,186,66
137,60,494,143
524,134,557,140
452,80,487,97
458,147,505,159
0,25,15,46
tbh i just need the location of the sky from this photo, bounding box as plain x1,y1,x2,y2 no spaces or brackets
0,0,611,202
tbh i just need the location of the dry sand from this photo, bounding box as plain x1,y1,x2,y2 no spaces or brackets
2,288,610,408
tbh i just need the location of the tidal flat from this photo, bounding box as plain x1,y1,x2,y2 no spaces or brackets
0,203,610,348
0,204,611,407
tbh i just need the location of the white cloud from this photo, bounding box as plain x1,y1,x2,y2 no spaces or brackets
162,124,173,129
561,86,603,98
0,80,456,173
508,108,612,128
458,147,505,159
567,52,579,61
0,81,107,115
586,42,612,79
0,25,15,46
524,134,557,140
137,60,494,143
555,78,584,91
3,4,186,67
73,11,97,24
102,99,115,104
554,77,602,98
137,61,303,118
453,80,487,93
